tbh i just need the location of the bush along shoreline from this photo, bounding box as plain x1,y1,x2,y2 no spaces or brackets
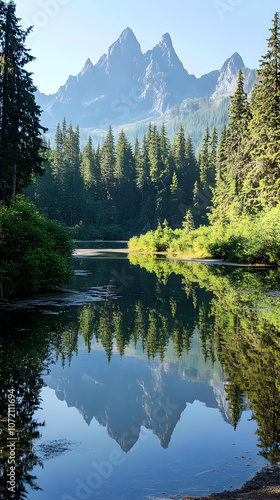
0,199,74,299
128,206,280,266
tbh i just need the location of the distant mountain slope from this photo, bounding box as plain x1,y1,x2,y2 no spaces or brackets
37,28,257,147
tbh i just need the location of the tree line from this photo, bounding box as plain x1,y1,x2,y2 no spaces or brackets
27,120,222,238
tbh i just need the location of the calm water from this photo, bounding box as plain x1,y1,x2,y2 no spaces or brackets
1,242,280,499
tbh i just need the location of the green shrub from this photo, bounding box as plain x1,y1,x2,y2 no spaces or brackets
247,208,280,264
128,222,178,252
128,206,280,266
0,198,74,297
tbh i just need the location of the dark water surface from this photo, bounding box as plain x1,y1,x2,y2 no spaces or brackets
1,242,280,499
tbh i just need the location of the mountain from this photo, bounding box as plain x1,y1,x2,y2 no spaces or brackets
36,28,257,143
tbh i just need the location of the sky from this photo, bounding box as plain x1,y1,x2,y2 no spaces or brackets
14,0,280,95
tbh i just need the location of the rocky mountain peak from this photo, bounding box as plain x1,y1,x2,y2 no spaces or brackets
84,57,93,67
221,52,245,73
118,27,139,45
108,27,142,58
146,31,187,77
211,52,246,100
79,57,93,77
160,32,173,48
97,27,143,77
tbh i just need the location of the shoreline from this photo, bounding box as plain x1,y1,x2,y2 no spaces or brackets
182,465,280,499
73,248,271,267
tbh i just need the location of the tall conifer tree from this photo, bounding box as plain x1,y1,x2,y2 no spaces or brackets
0,1,46,204
247,12,280,209
100,126,115,200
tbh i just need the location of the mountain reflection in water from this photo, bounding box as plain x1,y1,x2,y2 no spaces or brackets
1,251,280,499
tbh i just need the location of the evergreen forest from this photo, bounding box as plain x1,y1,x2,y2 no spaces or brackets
1,4,280,301
26,12,280,264
26,121,202,238
129,13,280,264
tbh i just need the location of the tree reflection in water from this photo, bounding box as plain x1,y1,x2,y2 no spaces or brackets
1,255,280,497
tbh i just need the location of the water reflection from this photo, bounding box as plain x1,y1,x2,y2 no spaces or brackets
1,254,280,498
46,349,223,453
0,313,53,499
129,255,280,465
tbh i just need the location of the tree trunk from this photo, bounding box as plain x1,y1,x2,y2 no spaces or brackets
11,161,16,201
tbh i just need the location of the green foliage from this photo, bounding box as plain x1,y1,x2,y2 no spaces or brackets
211,13,280,221
247,12,280,211
25,13,280,257
209,207,280,264
129,205,280,265
0,198,74,297
27,120,201,238
167,225,213,258
182,209,195,233
129,256,280,463
129,221,178,252
0,1,46,205
131,14,280,263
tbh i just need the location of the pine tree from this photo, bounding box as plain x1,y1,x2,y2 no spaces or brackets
210,70,251,223
173,125,186,172
199,127,210,187
169,171,183,226
227,70,250,147
170,126,188,224
209,127,218,174
62,123,83,226
225,70,251,216
210,122,229,224
247,12,280,210
114,130,133,182
159,123,171,178
100,126,115,200
182,209,195,232
114,130,135,224
215,121,227,182
134,137,145,190
184,134,199,204
154,124,171,221
80,136,96,188
52,124,64,177
193,127,216,225
0,1,46,204
148,125,161,184
62,117,67,142
136,135,154,231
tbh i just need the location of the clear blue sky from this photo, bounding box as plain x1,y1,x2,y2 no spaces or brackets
15,0,280,95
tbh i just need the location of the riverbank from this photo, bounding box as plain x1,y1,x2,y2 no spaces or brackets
182,466,280,499
128,211,280,267
73,248,266,267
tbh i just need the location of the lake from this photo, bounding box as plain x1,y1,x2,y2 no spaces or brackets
1,242,280,499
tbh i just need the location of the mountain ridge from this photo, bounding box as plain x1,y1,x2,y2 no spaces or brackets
36,28,257,142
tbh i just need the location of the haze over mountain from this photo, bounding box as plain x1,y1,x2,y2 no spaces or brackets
37,28,257,133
